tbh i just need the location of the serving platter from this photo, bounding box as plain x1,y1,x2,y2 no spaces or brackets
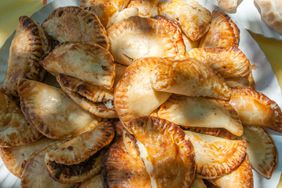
0,0,281,187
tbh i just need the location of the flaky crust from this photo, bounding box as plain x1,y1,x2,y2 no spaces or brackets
127,0,159,17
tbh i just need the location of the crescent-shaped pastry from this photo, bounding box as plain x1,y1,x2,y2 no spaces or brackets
159,0,212,41
200,11,240,48
2,16,48,96
209,157,254,188
184,131,247,179
0,91,41,147
57,74,117,118
127,0,159,17
18,79,100,139
151,58,231,100
243,126,277,179
114,58,171,124
79,175,103,188
157,96,243,136
21,145,74,188
126,117,196,188
107,16,185,65
0,138,54,177
41,43,115,90
42,6,109,49
229,88,282,132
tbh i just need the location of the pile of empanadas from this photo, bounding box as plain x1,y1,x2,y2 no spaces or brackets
0,0,280,187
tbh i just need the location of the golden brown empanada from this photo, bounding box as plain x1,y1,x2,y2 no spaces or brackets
0,91,41,147
3,16,47,96
159,0,212,41
229,88,282,132
127,117,195,188
41,43,115,90
127,0,159,17
108,16,185,65
184,131,247,179
200,11,240,48
18,79,99,139
42,6,109,49
209,157,254,188
57,74,117,118
114,58,171,124
151,58,231,100
0,138,54,177
243,126,277,179
79,174,103,188
192,177,207,188
157,96,243,136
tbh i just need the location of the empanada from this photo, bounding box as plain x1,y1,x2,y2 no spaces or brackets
200,11,240,48
185,131,247,179
114,58,171,124
157,96,243,136
108,16,185,65
243,126,277,179
79,174,103,188
151,58,231,100
57,74,117,118
127,0,159,17
0,138,54,177
18,79,99,139
229,88,282,132
3,16,48,96
217,0,243,13
159,0,212,41
209,157,253,188
41,43,115,90
0,91,41,147
42,6,109,49
107,7,139,27
127,117,195,188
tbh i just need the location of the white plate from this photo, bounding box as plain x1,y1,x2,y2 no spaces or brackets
0,0,281,187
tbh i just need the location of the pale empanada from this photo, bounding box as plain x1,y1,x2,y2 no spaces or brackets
41,43,115,90
42,6,109,49
159,0,212,41
0,91,41,147
184,131,247,179
57,74,117,118
229,88,282,132
157,96,243,136
108,16,185,65
209,157,253,188
103,131,151,188
151,58,231,100
127,117,196,188
3,16,47,96
21,145,74,188
200,11,240,48
192,177,207,188
79,174,103,188
107,7,139,27
0,138,54,177
18,79,99,139
243,126,277,179
127,0,159,17
187,47,251,79
114,58,171,124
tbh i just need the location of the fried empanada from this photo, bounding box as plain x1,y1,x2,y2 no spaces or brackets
187,47,251,78
107,7,139,27
0,91,41,147
42,6,109,49
157,96,243,136
114,58,171,124
243,126,277,179
108,16,185,65
209,157,253,188
57,74,117,118
0,138,54,177
184,131,247,179
79,174,103,188
199,11,240,48
3,16,47,96
41,43,115,90
159,0,212,41
103,131,151,188
18,79,99,139
151,58,231,100
229,88,282,132
127,117,195,188
127,0,159,17
21,145,73,188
